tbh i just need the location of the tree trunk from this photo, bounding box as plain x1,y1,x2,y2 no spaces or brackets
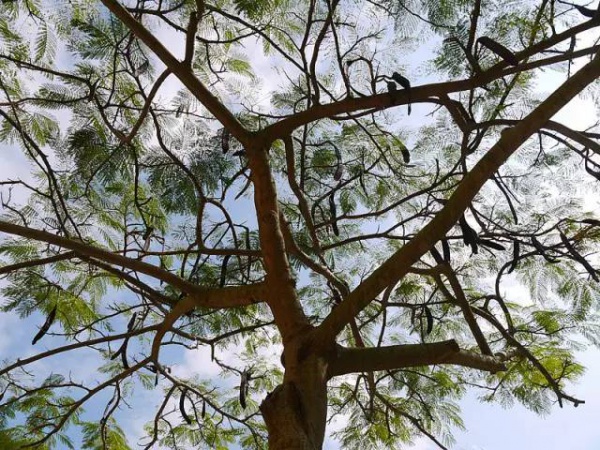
260,353,329,450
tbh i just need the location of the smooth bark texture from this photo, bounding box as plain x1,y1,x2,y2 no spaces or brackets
328,340,507,378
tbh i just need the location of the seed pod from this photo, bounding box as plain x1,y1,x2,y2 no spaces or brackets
391,72,412,115
560,230,599,282
442,239,451,263
221,129,230,153
478,239,506,252
202,400,206,418
142,226,154,252
32,305,57,345
127,312,137,331
239,370,251,409
423,306,434,335
401,146,410,164
507,241,520,274
531,236,555,263
558,0,597,18
458,216,478,254
180,388,192,425
329,194,339,236
175,105,184,118
121,345,129,369
219,255,231,288
430,246,444,264
386,81,397,103
478,37,519,66
333,146,343,181
581,218,600,226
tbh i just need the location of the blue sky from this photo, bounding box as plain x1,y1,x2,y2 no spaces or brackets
2,3,600,449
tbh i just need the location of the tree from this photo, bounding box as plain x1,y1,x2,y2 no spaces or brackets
1,0,600,448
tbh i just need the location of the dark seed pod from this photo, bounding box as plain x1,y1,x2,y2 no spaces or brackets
127,312,137,331
507,241,520,274
239,370,251,409
401,146,410,164
329,194,339,236
478,239,506,252
202,400,206,418
32,305,57,345
175,105,184,118
219,255,231,288
558,0,598,18
110,342,122,360
221,129,230,153
531,236,555,263
333,165,343,181
333,146,343,181
581,218,600,226
560,230,600,282
430,246,444,264
391,72,411,115
442,239,451,263
121,345,129,370
180,388,192,425
458,216,478,254
386,81,397,104
478,37,519,66
424,306,434,335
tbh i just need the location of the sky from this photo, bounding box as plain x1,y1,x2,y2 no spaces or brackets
1,2,600,450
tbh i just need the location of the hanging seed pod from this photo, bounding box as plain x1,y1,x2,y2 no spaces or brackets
127,312,137,331
423,306,434,335
329,194,339,236
221,129,230,153
32,305,57,345
219,255,231,288
180,388,192,425
458,216,478,254
507,241,520,274
442,239,451,263
560,230,599,282
478,37,519,66
239,369,251,409
478,239,506,252
391,72,412,115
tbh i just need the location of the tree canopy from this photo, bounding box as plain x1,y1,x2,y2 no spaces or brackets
1,0,600,449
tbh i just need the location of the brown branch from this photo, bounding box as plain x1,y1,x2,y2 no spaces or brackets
246,146,311,342
0,221,266,311
328,340,506,378
99,0,249,145
150,282,267,362
312,49,600,347
0,325,159,377
262,40,600,143
0,251,76,275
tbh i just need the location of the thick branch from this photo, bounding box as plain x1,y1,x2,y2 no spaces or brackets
313,50,600,345
247,147,311,342
328,340,506,378
99,0,249,145
150,282,266,362
0,221,266,309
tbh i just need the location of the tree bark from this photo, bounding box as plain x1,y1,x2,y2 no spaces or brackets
261,353,329,450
